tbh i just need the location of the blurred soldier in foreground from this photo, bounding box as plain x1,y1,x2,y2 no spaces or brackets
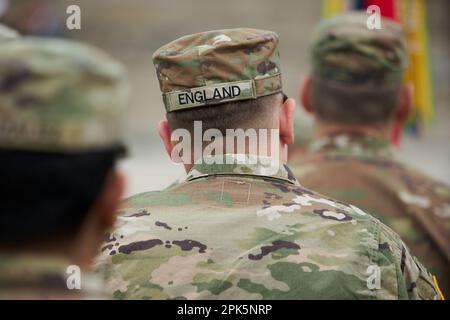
97,28,440,300
0,37,128,299
290,13,449,297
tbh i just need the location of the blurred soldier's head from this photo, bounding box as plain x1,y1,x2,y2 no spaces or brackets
152,28,296,170
300,13,410,140
0,37,128,268
0,23,19,41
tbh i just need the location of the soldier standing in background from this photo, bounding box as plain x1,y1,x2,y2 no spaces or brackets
96,28,440,300
0,37,128,299
290,13,449,297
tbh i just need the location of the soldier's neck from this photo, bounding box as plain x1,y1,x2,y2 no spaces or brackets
0,218,103,271
0,236,88,269
315,122,391,141
182,140,288,173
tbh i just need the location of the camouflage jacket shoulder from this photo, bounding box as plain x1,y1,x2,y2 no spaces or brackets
290,133,450,297
0,254,108,299
96,154,440,299
291,133,450,258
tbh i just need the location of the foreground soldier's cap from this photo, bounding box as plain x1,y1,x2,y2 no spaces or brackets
0,24,19,41
152,28,282,112
311,13,408,88
0,37,129,153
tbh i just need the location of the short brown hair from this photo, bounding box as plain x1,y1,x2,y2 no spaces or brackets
166,93,283,134
311,76,402,126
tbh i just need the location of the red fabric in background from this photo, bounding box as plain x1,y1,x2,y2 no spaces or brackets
364,0,398,21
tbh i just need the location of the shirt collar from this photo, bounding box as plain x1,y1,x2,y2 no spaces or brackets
0,253,104,295
309,132,394,158
0,254,69,289
183,154,299,185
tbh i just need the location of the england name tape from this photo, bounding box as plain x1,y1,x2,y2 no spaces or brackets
163,80,256,112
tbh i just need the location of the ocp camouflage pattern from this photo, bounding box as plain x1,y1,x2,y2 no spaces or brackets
96,154,440,299
152,28,283,111
0,37,129,153
290,133,450,297
310,13,408,88
0,254,108,299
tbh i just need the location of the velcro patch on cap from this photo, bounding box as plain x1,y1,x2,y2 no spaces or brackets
163,80,256,112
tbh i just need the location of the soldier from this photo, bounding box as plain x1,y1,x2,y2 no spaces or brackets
0,37,128,299
290,13,449,297
96,28,441,300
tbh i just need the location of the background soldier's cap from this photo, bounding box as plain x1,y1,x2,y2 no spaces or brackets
152,28,282,112
0,37,129,154
0,23,19,41
310,12,408,88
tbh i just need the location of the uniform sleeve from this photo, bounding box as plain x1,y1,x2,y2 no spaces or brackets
378,222,443,300
400,172,450,264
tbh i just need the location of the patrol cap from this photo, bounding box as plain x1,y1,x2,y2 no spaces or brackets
0,37,129,153
0,23,19,41
310,13,408,88
152,28,282,112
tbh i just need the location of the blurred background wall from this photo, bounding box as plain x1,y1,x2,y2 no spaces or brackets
1,0,449,196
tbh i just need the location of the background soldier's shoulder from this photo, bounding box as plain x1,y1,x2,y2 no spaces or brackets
376,222,442,299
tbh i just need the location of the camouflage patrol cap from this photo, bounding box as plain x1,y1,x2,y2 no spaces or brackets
311,13,408,88
152,28,282,112
0,37,129,153
0,24,19,41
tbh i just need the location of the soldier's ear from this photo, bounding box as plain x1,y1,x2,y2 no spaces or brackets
300,75,313,114
158,119,174,158
279,97,296,146
390,85,412,147
396,84,412,123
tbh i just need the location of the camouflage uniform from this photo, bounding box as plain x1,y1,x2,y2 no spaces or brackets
153,28,282,112
290,133,450,297
0,254,106,299
96,28,441,299
0,37,128,299
289,14,449,297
